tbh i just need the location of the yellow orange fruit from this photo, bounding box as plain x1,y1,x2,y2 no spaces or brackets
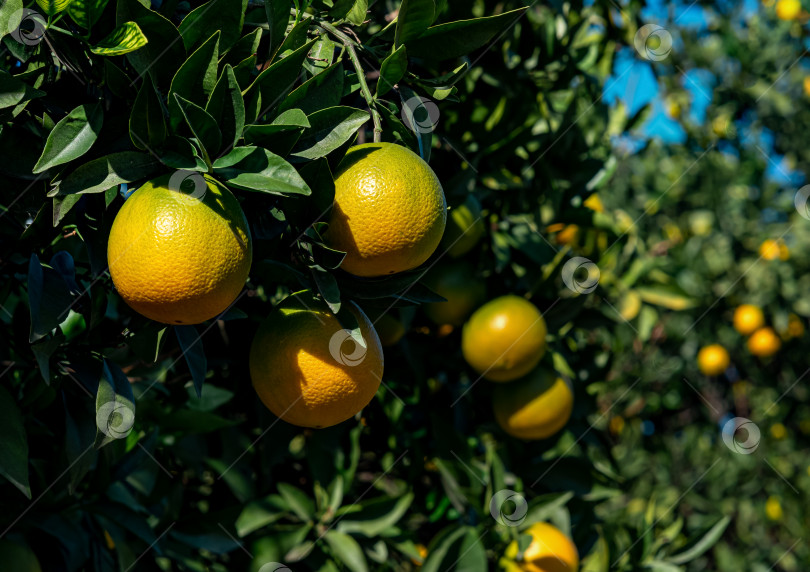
697,344,730,376
325,143,447,277
804,77,810,97
441,196,486,257
748,327,781,357
462,295,547,382
555,224,580,246
766,496,783,520
423,260,486,326
503,522,579,572
776,0,801,20
733,304,765,335
249,291,384,428
108,174,252,325
493,369,573,440
584,193,604,213
759,238,789,261
783,313,805,339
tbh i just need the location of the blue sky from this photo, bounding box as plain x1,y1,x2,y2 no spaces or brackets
604,0,803,186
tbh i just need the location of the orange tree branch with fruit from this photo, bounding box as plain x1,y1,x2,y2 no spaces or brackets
0,0,759,571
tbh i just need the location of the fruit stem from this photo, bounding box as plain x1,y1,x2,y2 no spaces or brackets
314,20,383,143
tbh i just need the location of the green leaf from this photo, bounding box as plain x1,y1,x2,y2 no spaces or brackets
90,21,147,56
214,146,311,195
220,27,262,69
128,322,168,363
337,493,414,537
67,0,109,30
235,496,287,537
174,93,222,160
95,359,136,448
324,531,368,572
376,45,407,97
406,7,528,61
395,0,434,47
0,0,23,40
175,325,207,397
168,31,221,131
276,17,311,58
159,135,209,171
636,285,697,311
264,0,290,60
0,385,31,498
279,61,345,116
178,0,247,52
205,65,244,153
291,106,369,160
28,254,74,342
398,85,431,161
421,526,468,572
311,266,341,314
0,71,45,110
31,333,64,382
64,399,96,494
36,0,72,16
330,0,368,26
33,103,103,174
130,79,167,150
52,152,162,196
244,38,317,123
277,483,316,520
667,516,731,565
186,384,234,412
116,0,186,88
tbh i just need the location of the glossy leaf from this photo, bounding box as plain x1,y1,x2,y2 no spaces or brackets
214,146,312,195
54,152,161,197
168,31,221,130
95,360,136,448
90,21,148,56
394,0,434,47
33,103,103,174
376,45,407,97
291,106,369,160
130,79,167,150
176,325,208,397
173,93,222,159
205,65,245,153
178,0,247,52
406,7,528,61
67,0,109,30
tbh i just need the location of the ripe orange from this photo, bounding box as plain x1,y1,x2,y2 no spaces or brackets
748,327,781,357
493,368,573,440
440,196,486,258
423,260,486,326
759,239,789,261
462,295,547,382
108,174,252,325
782,313,805,339
776,0,801,20
325,143,447,277
733,304,765,335
555,224,580,246
249,291,384,428
697,344,730,376
502,522,579,572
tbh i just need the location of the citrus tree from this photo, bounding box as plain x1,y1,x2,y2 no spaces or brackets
0,0,751,571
